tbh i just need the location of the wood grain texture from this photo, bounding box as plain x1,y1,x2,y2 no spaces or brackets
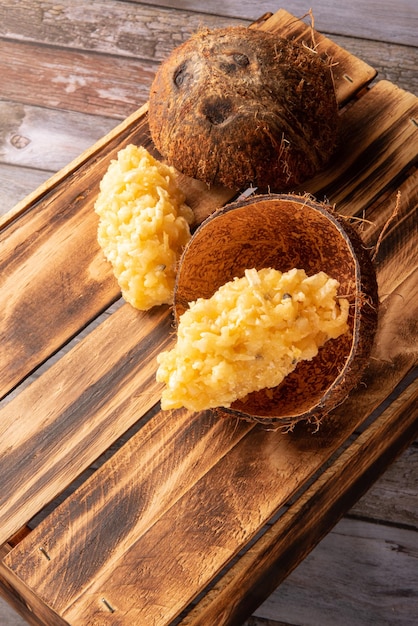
178,380,418,626
2,176,417,623
296,81,418,210
0,112,151,397
331,34,418,96
0,164,53,214
0,3,376,115
252,516,418,626
0,182,116,397
1,78,414,399
3,370,417,625
138,0,418,45
348,443,418,525
0,8,378,399
0,0,242,61
0,104,148,229
0,1,416,120
257,8,377,105
0,4,417,626
1,2,417,219
0,543,45,626
0,601,26,626
0,98,118,170
0,303,174,545
0,40,155,120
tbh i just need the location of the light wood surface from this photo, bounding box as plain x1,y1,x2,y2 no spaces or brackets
0,2,417,625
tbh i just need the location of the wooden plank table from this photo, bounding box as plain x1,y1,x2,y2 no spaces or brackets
0,2,417,625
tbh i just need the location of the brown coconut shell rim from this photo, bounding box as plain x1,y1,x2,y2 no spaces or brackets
173,193,379,427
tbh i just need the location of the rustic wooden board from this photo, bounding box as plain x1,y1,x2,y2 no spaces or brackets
0,99,118,171
250,434,418,625
348,442,418,526
253,446,418,624
1,163,417,625
296,81,418,211
1,0,416,127
0,7,417,626
6,443,415,626
2,364,417,625
330,33,418,96
1,8,417,221
178,380,418,626
257,8,377,105
0,8,376,399
0,304,174,545
3,69,412,539
0,22,375,120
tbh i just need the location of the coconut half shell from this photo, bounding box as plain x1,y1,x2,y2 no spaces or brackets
173,194,379,427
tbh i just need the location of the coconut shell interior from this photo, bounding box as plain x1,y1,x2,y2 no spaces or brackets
174,194,378,425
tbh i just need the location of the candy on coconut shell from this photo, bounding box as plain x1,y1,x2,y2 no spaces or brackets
148,26,339,191
173,194,379,428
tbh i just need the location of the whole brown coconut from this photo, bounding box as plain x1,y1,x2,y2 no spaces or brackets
148,27,339,190
174,194,379,427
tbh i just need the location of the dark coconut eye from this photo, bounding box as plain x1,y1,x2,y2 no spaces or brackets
173,62,188,88
219,62,238,74
201,97,233,125
219,52,250,74
233,53,249,67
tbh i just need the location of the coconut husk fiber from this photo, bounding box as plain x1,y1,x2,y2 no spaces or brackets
148,26,339,191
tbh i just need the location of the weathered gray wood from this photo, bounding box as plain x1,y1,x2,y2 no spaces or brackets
253,516,418,626
331,34,418,96
4,0,416,47
0,100,117,170
244,618,288,626
139,0,418,45
0,1,416,219
0,0,243,61
0,164,53,217
349,441,418,526
0,40,156,118
0,596,27,626
1,31,416,218
1,1,416,114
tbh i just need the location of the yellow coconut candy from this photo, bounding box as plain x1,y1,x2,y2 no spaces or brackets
157,267,349,411
94,144,194,310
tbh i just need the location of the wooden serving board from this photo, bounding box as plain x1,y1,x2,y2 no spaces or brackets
0,9,417,626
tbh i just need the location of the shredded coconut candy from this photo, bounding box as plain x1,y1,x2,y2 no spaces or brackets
157,267,349,411
94,144,194,310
